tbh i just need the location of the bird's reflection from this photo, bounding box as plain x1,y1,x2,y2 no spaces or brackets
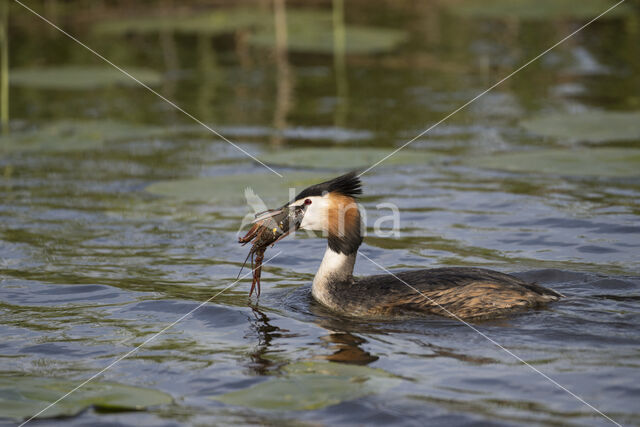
309,301,379,365
245,288,517,373
245,303,379,373
317,331,379,365
244,306,288,375
308,297,498,365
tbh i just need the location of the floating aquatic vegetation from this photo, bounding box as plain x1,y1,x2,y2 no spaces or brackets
165,124,374,142
260,147,441,169
465,148,640,177
94,8,262,36
9,66,162,90
145,172,327,204
212,361,400,411
521,111,640,144
0,120,167,153
94,8,406,55
0,376,172,420
248,10,407,54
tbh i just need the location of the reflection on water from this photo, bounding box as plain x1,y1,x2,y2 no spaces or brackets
318,332,379,365
245,306,289,375
1,0,640,425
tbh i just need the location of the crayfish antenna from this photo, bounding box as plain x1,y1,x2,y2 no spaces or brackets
236,249,253,280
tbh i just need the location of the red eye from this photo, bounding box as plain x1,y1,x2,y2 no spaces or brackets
304,199,312,205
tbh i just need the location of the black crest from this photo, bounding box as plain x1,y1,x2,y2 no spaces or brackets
293,171,362,202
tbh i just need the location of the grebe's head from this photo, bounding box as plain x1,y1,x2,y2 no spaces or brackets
252,172,363,254
286,171,363,254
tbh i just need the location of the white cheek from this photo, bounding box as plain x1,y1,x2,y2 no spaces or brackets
298,196,329,231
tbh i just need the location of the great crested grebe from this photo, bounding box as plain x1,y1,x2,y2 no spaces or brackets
253,171,562,319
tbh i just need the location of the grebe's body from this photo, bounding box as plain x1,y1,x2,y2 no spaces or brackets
264,172,561,319
311,246,560,319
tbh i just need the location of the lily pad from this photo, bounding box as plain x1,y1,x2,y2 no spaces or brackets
0,376,172,421
446,0,629,20
164,124,374,142
10,66,162,89
94,8,262,36
260,147,441,169
466,148,640,177
0,120,167,153
249,10,406,54
212,361,399,411
146,172,329,204
95,8,406,54
521,111,640,143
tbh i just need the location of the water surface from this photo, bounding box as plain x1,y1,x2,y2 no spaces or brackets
1,1,639,426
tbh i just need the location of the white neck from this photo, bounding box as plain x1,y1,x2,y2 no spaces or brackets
311,246,356,307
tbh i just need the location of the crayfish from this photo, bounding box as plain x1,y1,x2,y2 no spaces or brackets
237,202,308,297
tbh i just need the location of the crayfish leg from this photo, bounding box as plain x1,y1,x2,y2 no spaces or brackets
249,249,265,298
238,223,262,245
270,230,292,247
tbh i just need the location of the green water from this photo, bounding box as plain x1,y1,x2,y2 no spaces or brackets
1,1,639,425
